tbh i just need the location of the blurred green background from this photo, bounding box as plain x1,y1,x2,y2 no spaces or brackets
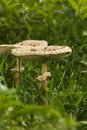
0,0,87,129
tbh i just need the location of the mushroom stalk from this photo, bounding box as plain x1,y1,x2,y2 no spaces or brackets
41,62,48,105
15,58,22,86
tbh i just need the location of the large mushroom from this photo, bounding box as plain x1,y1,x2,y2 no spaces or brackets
11,45,72,104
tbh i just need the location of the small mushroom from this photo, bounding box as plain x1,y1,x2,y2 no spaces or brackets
11,45,72,104
12,40,48,86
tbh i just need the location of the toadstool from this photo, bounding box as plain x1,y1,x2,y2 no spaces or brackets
11,45,72,104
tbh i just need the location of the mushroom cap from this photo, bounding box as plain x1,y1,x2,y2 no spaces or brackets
0,40,48,54
14,40,48,47
0,45,14,54
11,45,72,61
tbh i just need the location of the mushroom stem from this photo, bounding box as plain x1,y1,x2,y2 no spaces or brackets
41,62,48,105
15,58,22,86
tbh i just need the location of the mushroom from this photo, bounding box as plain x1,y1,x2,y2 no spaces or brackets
11,45,72,104
13,40,48,86
0,40,48,86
